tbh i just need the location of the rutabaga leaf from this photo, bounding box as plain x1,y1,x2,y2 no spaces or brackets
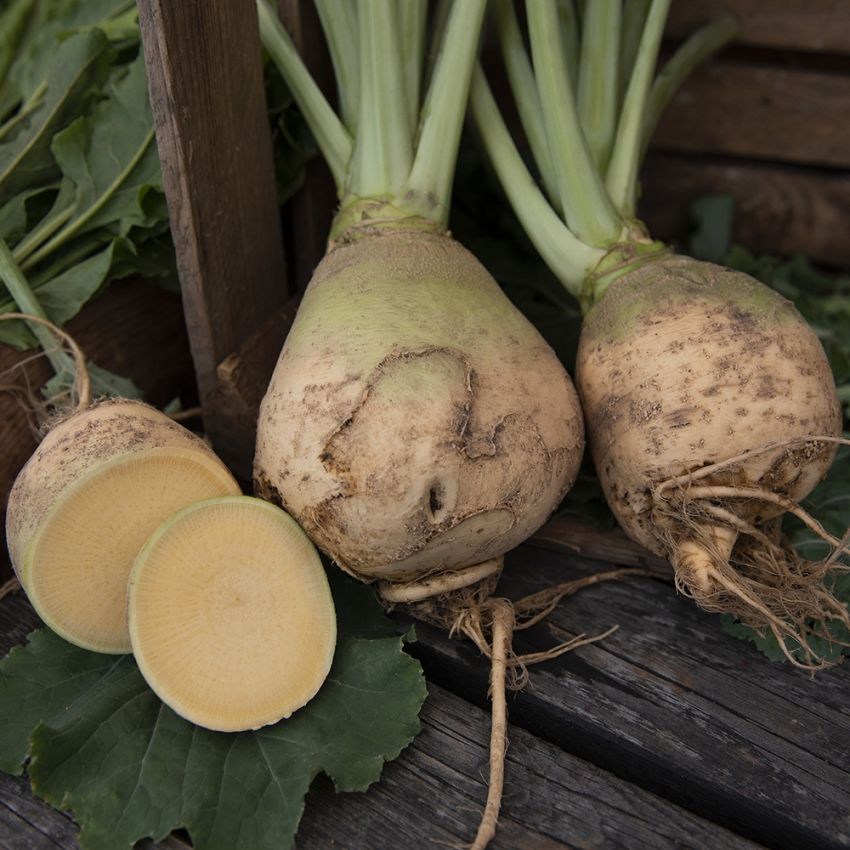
0,183,57,242
42,360,143,402
0,569,426,850
45,52,161,242
0,28,113,205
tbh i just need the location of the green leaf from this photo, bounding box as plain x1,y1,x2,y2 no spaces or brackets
0,183,57,242
42,360,143,402
0,569,426,850
46,52,161,241
0,28,113,204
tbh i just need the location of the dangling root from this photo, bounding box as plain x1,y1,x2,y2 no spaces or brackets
0,313,91,417
469,598,511,850
653,449,850,669
393,558,651,848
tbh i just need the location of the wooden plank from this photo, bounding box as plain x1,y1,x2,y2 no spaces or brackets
533,514,670,573
137,0,288,470
667,0,850,55
652,61,850,169
639,154,850,268
214,297,298,480
398,544,850,850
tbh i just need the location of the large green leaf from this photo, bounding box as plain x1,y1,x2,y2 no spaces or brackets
42,51,161,245
0,569,426,850
0,28,113,204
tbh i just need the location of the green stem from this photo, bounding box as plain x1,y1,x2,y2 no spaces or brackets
0,236,71,377
20,127,155,272
492,0,560,213
399,0,427,137
256,0,352,193
469,65,604,298
12,201,73,266
619,0,651,104
0,80,45,143
640,14,738,160
0,0,35,92
401,0,487,226
422,0,452,98
556,0,581,89
527,0,621,246
348,0,412,199
314,0,359,133
577,0,621,171
605,0,671,218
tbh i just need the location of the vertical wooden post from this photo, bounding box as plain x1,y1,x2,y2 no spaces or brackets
138,0,287,474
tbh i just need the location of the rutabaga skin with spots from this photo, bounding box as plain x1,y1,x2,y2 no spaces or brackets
255,229,584,582
576,256,842,557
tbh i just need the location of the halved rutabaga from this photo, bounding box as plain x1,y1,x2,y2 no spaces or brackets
5,400,240,653
128,496,336,732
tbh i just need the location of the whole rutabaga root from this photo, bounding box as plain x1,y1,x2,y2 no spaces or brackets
576,258,847,668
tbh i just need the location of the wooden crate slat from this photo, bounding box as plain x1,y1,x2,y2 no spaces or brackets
640,154,850,268
399,545,850,850
667,0,850,55
137,0,287,466
653,61,850,169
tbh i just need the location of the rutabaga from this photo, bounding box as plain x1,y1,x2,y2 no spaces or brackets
472,0,847,667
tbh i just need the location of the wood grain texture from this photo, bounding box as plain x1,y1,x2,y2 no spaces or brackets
398,544,850,850
137,0,287,468
215,296,298,479
640,154,850,268
667,0,850,55
533,514,670,573
0,593,762,850
653,61,850,169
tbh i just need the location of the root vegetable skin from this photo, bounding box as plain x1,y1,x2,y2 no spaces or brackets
254,229,584,581
6,399,240,652
576,255,842,556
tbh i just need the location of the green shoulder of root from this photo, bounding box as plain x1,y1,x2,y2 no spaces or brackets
471,0,846,669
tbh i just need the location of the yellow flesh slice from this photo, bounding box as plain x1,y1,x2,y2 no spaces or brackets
128,497,336,732
25,451,239,653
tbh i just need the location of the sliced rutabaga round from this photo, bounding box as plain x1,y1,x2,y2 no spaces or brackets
471,0,848,662
576,255,841,573
129,496,336,732
255,228,583,582
6,400,240,653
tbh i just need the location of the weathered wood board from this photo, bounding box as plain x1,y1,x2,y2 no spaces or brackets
137,0,288,471
397,542,850,850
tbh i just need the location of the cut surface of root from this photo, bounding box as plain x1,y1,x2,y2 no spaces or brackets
129,497,336,732
24,448,239,653
654,463,850,669
394,558,650,848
